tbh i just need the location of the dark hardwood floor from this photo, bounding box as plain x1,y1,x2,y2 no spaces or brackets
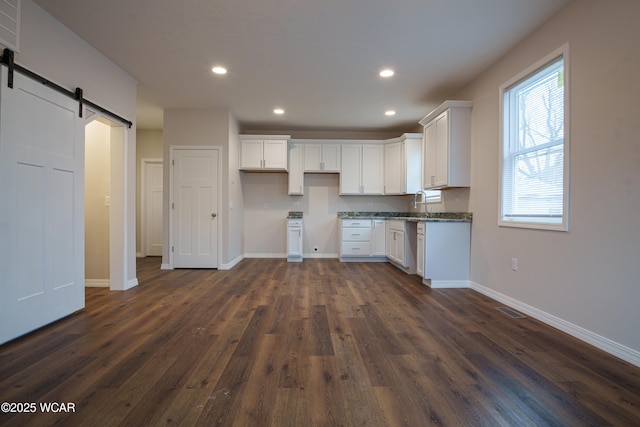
1,257,639,426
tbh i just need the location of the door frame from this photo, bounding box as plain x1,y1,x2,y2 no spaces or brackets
84,111,134,291
140,158,163,258
168,145,222,269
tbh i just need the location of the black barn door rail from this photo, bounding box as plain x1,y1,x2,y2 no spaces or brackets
1,48,133,128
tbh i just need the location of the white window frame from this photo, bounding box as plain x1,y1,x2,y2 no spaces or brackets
498,44,570,231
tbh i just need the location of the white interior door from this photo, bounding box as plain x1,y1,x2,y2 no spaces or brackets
144,160,163,256
0,68,84,344
172,148,218,268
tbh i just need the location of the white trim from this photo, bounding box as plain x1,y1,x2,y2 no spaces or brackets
426,279,471,289
161,263,172,270
220,254,244,270
85,279,110,288
140,158,163,258
137,252,144,258
303,252,339,259
498,43,570,232
470,281,640,368
244,253,287,259
124,278,139,291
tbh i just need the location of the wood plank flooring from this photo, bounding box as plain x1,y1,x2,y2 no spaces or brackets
1,257,639,426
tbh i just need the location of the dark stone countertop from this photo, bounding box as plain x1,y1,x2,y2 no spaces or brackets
337,211,472,223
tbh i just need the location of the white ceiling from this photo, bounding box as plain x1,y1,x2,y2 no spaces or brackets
33,0,570,132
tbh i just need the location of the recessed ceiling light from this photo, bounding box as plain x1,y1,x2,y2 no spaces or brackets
379,68,395,78
212,66,227,75
385,110,396,116
274,108,285,115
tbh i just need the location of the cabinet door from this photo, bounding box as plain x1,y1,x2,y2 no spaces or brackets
263,139,288,170
362,144,384,194
434,111,449,187
423,121,437,188
371,220,386,256
321,144,341,172
384,142,403,194
303,144,323,171
288,143,304,195
340,145,362,194
287,226,302,257
240,140,264,169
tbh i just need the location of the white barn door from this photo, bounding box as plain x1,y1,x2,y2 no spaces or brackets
0,68,85,344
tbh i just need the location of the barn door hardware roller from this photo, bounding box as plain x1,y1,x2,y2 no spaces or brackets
0,48,133,128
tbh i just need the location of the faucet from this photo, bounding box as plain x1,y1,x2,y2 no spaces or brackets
414,190,427,209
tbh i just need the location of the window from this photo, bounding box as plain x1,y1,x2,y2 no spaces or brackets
499,45,569,231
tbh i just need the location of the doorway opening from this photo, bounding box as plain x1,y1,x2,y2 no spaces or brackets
84,114,126,290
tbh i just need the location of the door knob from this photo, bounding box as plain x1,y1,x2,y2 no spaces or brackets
211,213,217,218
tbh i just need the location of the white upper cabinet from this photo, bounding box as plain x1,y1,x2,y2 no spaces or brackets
239,135,289,171
340,143,384,195
384,133,422,195
419,101,472,189
288,142,304,195
303,143,340,172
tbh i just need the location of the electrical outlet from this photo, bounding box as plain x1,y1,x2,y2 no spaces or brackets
293,201,300,206
511,257,519,271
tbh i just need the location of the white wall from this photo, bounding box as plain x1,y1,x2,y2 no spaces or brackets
136,129,163,254
84,121,111,281
10,1,138,287
162,108,238,268
458,0,640,362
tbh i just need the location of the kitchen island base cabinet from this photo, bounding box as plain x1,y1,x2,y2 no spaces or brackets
422,222,470,288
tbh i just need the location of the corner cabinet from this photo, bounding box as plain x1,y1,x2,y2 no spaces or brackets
239,135,290,171
340,143,384,195
419,101,472,189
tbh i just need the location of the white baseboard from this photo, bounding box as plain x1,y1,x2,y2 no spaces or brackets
85,279,110,288
244,253,287,259
470,281,640,368
220,254,244,270
427,279,470,289
124,278,139,290
303,252,339,259
136,252,144,258
161,263,173,270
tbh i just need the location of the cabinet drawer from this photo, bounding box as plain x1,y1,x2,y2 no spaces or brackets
342,227,371,241
341,242,371,256
388,220,405,231
341,219,371,228
288,219,303,227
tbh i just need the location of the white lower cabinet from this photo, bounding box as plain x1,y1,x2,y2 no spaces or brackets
339,218,386,261
422,222,470,288
386,220,408,267
287,218,303,262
